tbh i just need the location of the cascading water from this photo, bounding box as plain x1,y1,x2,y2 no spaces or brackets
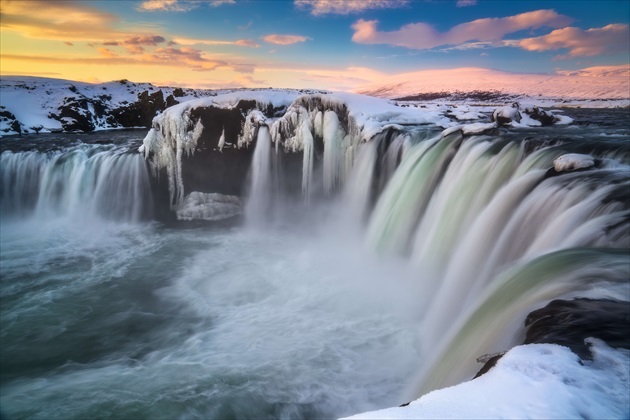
244,125,275,225
1,102,628,420
357,130,629,396
1,144,152,222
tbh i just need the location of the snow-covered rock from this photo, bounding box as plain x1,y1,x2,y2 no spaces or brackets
553,153,596,172
140,91,451,207
491,103,522,125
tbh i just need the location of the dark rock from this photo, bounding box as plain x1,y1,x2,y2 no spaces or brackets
111,89,166,128
165,94,179,108
524,298,630,359
523,105,558,126
55,97,95,132
474,298,630,379
472,354,504,379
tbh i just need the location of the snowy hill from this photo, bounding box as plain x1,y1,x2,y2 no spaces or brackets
0,76,211,135
0,76,325,136
357,66,630,107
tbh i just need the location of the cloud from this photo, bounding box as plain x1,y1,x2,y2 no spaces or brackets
2,44,251,73
456,0,477,7
98,48,118,58
138,0,235,12
173,37,260,48
262,34,311,45
555,64,629,78
518,24,629,58
351,9,573,50
125,45,146,55
295,0,408,15
124,35,167,46
0,0,120,42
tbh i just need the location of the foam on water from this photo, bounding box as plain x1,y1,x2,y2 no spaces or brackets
0,217,422,419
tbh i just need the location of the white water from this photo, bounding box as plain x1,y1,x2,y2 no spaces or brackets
245,126,274,226
1,145,151,221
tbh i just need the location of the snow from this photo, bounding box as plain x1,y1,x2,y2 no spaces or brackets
553,154,596,172
356,66,630,108
343,339,629,420
0,76,213,135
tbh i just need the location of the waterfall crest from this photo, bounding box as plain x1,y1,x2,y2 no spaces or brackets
1,145,152,222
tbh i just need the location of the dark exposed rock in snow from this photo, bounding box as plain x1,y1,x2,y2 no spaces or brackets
522,105,558,126
524,298,630,359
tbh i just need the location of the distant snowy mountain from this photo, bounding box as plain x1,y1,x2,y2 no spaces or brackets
356,66,630,107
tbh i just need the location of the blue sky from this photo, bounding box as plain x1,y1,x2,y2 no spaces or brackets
1,0,629,90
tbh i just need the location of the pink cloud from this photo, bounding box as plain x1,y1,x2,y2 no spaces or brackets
124,35,166,46
519,24,629,58
235,39,261,48
262,34,311,45
172,37,260,48
295,0,408,15
352,9,573,49
138,0,235,12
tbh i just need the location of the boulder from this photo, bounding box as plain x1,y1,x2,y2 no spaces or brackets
522,105,558,126
491,102,521,126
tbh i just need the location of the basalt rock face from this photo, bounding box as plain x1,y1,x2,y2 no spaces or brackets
182,103,259,197
111,90,168,129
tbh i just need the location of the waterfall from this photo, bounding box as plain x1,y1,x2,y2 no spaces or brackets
245,126,275,225
0,145,152,222
142,99,628,407
356,131,629,397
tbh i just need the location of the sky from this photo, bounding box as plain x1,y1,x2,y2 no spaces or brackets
1,0,629,91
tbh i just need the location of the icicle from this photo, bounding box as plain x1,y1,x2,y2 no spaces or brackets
217,127,225,151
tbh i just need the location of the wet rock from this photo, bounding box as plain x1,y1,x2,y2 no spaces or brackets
522,105,558,126
524,298,630,359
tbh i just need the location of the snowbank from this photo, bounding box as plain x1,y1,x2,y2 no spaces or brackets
343,340,629,420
